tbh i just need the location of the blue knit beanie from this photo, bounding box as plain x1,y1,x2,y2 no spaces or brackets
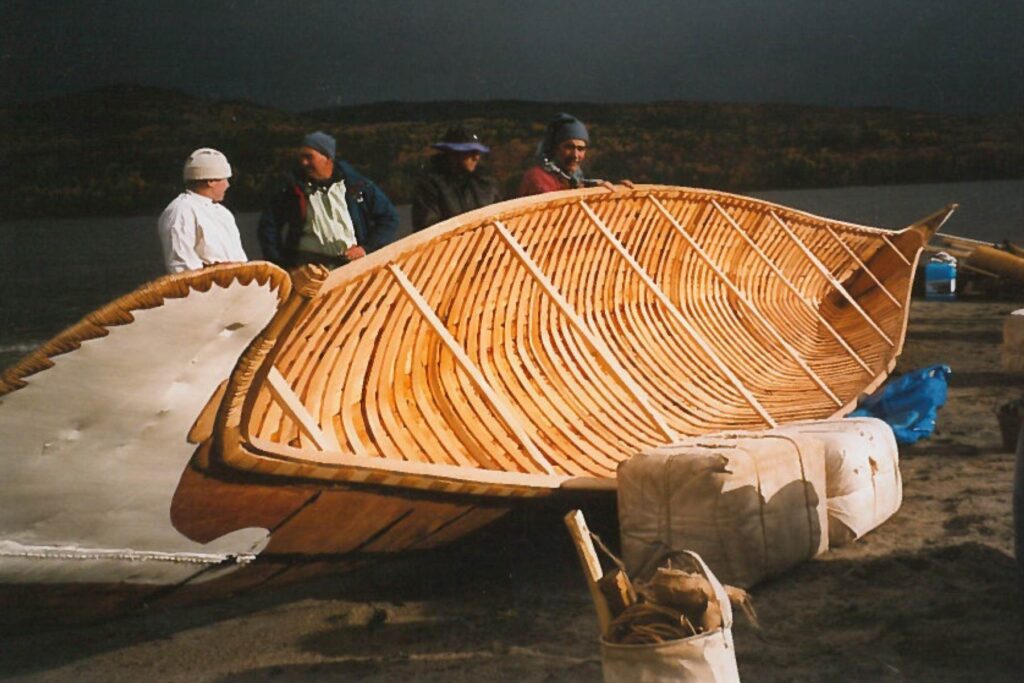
302,131,336,160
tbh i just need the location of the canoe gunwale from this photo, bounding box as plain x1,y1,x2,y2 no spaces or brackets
317,184,937,297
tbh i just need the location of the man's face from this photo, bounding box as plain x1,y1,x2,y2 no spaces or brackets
299,146,334,181
206,178,230,203
452,150,482,174
555,138,587,174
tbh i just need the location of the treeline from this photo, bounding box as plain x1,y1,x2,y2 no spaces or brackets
0,85,1021,220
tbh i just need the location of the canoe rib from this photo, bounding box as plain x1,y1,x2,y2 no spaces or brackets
822,226,903,310
492,220,677,441
386,263,555,476
208,186,956,497
769,210,894,347
711,202,877,375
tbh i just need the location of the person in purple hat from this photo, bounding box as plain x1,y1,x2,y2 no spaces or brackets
412,125,502,231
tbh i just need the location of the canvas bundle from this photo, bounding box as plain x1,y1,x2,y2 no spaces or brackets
618,432,829,588
773,417,902,546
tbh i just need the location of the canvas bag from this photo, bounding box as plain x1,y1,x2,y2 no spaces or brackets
774,418,902,546
619,432,828,588
601,550,740,683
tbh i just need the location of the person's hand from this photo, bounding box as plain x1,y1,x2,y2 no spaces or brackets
346,245,366,260
598,180,635,192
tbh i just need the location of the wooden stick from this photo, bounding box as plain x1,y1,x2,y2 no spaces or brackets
492,220,677,441
651,196,842,406
266,366,340,452
824,225,902,309
882,234,913,266
564,509,613,635
711,200,875,376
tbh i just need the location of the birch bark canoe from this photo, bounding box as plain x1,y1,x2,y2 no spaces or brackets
0,185,955,599
210,185,954,499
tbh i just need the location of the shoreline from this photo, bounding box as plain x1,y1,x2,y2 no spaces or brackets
1,177,1022,232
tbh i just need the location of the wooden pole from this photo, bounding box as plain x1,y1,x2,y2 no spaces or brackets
564,509,613,636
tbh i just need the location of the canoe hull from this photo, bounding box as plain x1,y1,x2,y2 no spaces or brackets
0,461,510,633
0,187,956,594
209,186,954,497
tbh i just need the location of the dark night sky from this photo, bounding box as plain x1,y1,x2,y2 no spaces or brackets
2,0,1022,113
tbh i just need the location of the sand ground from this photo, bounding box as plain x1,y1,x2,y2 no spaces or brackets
2,299,1023,682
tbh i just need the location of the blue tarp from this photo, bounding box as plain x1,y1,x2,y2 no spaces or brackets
849,365,951,444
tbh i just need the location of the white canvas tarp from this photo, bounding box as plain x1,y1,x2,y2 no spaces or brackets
0,265,285,584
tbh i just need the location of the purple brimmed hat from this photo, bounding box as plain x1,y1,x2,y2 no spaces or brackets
431,125,490,154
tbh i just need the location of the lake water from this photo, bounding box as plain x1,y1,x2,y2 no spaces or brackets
1,179,1021,370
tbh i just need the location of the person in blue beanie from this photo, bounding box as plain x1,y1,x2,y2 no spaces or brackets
258,131,399,269
518,113,610,196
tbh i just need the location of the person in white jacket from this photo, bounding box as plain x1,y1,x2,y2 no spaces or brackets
157,148,248,273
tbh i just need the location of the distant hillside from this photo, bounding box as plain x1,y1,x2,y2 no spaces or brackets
0,85,1021,219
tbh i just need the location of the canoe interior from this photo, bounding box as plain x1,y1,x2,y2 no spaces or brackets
209,186,955,496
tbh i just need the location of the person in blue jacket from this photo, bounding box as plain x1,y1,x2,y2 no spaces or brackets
258,131,399,269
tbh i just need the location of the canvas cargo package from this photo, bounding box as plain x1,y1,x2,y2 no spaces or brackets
773,417,902,546
618,432,828,588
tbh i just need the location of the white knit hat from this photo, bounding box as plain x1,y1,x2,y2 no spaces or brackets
183,148,232,181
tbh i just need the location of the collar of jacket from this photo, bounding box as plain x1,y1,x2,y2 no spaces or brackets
287,159,370,225
541,157,586,188
289,159,366,195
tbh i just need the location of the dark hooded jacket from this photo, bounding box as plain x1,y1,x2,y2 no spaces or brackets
258,159,399,268
412,155,502,232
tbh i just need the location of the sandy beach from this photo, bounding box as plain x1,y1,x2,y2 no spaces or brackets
2,298,1022,682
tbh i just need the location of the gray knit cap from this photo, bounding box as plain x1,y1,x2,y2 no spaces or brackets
545,113,589,153
302,131,337,160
